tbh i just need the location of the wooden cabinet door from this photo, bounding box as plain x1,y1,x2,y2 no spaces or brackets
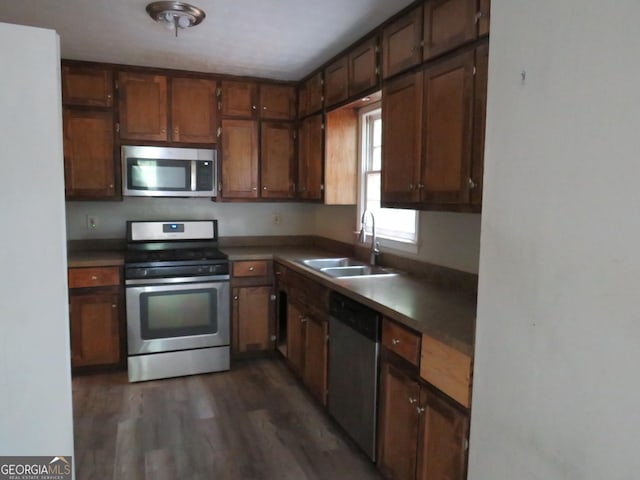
324,55,349,107
349,36,379,97
417,387,469,480
261,121,295,199
378,361,421,479
286,302,306,376
171,77,217,143
233,286,273,353
421,50,474,204
305,72,324,115
297,114,323,200
221,81,258,118
303,316,328,405
478,0,491,36
70,291,121,367
297,82,308,118
381,71,423,205
382,5,423,79
423,0,477,61
471,43,488,207
260,84,296,120
63,109,115,199
220,119,259,198
118,72,168,141
62,65,113,107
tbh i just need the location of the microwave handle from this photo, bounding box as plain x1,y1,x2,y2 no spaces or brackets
191,161,197,192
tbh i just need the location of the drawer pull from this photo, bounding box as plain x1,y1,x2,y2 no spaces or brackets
91,275,98,280
392,338,400,345
111,304,116,308
248,266,255,271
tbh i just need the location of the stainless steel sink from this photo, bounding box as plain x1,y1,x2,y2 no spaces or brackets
301,258,364,269
320,265,397,278
298,258,397,278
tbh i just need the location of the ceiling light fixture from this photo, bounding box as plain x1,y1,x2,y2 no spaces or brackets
146,1,206,37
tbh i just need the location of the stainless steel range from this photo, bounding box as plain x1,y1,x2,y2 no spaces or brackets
124,220,230,382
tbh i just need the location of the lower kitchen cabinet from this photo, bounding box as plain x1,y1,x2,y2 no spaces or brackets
302,314,328,405
286,301,306,376
68,266,124,370
378,358,469,480
69,291,121,368
231,260,275,354
232,285,273,353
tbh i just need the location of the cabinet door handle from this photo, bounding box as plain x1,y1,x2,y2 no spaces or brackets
252,187,257,191
263,106,267,110
111,304,117,308
416,406,425,414
252,105,257,110
392,338,400,345
270,294,277,301
468,177,477,189
161,128,166,134
408,184,414,191
409,397,417,404
233,295,239,301
263,186,268,190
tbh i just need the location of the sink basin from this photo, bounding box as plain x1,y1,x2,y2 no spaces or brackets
301,258,365,269
298,258,397,278
320,265,397,278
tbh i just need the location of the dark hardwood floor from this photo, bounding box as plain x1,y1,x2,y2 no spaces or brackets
72,357,382,480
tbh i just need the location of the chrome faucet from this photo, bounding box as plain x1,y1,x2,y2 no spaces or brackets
359,210,380,266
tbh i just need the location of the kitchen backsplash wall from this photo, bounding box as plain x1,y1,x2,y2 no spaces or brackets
65,198,317,239
66,200,480,274
314,205,481,274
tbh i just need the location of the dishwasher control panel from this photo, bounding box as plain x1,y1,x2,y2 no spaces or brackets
329,292,381,342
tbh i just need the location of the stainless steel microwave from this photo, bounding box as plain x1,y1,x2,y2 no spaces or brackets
122,145,217,197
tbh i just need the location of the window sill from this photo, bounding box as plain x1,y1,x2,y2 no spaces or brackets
359,236,419,255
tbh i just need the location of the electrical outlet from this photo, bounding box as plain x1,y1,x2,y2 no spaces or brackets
86,215,98,231
273,214,281,225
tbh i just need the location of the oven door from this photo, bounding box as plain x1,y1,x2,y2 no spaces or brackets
126,279,229,355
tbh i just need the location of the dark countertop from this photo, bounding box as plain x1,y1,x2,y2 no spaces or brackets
224,246,476,357
66,245,476,356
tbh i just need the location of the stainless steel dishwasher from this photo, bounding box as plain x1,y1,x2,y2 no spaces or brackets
328,291,381,461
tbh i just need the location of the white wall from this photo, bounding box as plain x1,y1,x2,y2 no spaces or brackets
66,199,317,239
315,205,481,273
469,1,640,479
0,23,74,463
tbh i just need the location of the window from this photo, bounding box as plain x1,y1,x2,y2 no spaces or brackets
359,106,418,250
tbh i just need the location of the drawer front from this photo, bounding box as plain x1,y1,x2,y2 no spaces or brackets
233,260,269,277
420,335,472,408
382,318,421,366
68,266,120,288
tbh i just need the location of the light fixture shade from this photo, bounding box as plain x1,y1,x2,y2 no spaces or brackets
146,1,206,35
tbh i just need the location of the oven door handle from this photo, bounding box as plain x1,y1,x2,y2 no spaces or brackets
125,274,230,286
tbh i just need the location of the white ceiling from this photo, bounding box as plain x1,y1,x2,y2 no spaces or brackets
0,0,414,81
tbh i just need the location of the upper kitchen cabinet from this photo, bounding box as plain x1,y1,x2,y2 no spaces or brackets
118,72,168,142
261,121,295,199
119,72,217,144
470,42,488,206
324,55,349,108
299,71,323,118
478,0,491,36
171,77,218,143
259,84,296,120
221,81,258,118
382,44,487,211
297,113,323,200
422,0,478,61
62,65,113,107
63,109,116,199
381,70,423,205
421,49,475,205
220,119,259,198
382,5,423,79
324,108,358,205
348,36,379,98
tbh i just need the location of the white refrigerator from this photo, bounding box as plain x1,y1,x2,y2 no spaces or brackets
0,22,74,472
